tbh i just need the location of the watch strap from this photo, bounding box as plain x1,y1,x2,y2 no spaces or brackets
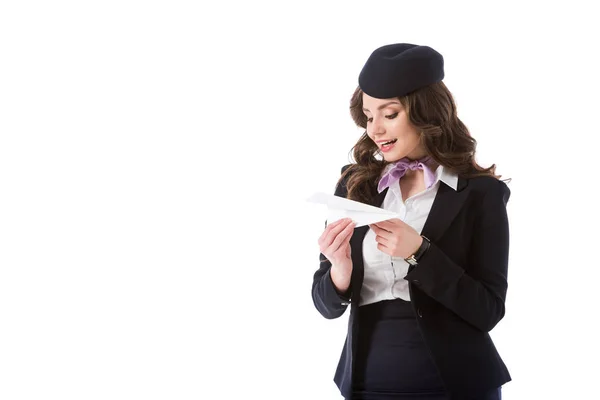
405,235,431,265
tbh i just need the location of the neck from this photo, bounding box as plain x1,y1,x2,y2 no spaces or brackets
403,168,423,179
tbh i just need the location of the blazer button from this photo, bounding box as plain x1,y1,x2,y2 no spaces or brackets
413,279,422,286
417,308,423,318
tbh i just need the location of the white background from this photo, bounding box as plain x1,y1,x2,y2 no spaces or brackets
1,1,599,399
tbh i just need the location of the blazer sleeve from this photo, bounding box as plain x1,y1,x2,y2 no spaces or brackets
311,164,353,319
404,179,511,332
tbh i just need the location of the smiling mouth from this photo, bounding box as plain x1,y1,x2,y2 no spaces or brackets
380,139,398,146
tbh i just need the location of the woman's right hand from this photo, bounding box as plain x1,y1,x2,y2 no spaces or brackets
318,218,355,293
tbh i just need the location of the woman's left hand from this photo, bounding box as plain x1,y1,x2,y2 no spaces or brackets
369,218,423,259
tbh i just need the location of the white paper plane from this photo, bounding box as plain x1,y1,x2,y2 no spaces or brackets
306,192,400,227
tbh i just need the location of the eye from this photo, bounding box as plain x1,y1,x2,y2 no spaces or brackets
366,112,398,123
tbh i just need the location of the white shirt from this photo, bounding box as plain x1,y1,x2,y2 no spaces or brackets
359,164,459,306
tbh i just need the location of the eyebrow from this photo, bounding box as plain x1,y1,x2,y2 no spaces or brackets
362,101,401,112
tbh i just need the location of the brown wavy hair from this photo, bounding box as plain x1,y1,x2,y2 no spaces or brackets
338,82,510,204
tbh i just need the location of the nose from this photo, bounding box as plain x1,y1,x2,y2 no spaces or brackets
368,116,385,137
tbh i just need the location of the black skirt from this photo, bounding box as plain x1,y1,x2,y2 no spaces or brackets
351,298,448,400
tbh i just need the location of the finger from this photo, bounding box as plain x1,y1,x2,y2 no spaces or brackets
375,234,389,245
380,218,402,228
370,224,388,235
337,239,351,258
376,242,390,255
326,221,355,254
323,218,350,236
374,221,392,233
320,218,353,247
327,219,353,239
337,237,350,251
324,218,346,230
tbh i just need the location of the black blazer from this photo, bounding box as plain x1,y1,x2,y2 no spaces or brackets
312,164,512,399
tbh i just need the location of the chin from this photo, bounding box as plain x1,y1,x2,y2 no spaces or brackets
383,151,407,162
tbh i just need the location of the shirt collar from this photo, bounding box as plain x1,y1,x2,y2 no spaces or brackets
436,164,459,191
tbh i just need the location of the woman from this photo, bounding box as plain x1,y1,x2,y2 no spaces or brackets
312,43,511,400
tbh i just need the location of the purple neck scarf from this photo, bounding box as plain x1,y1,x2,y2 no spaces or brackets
377,156,437,193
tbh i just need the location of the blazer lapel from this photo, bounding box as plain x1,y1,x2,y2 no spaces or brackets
421,177,469,243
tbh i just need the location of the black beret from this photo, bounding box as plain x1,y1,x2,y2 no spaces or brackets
358,43,444,99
